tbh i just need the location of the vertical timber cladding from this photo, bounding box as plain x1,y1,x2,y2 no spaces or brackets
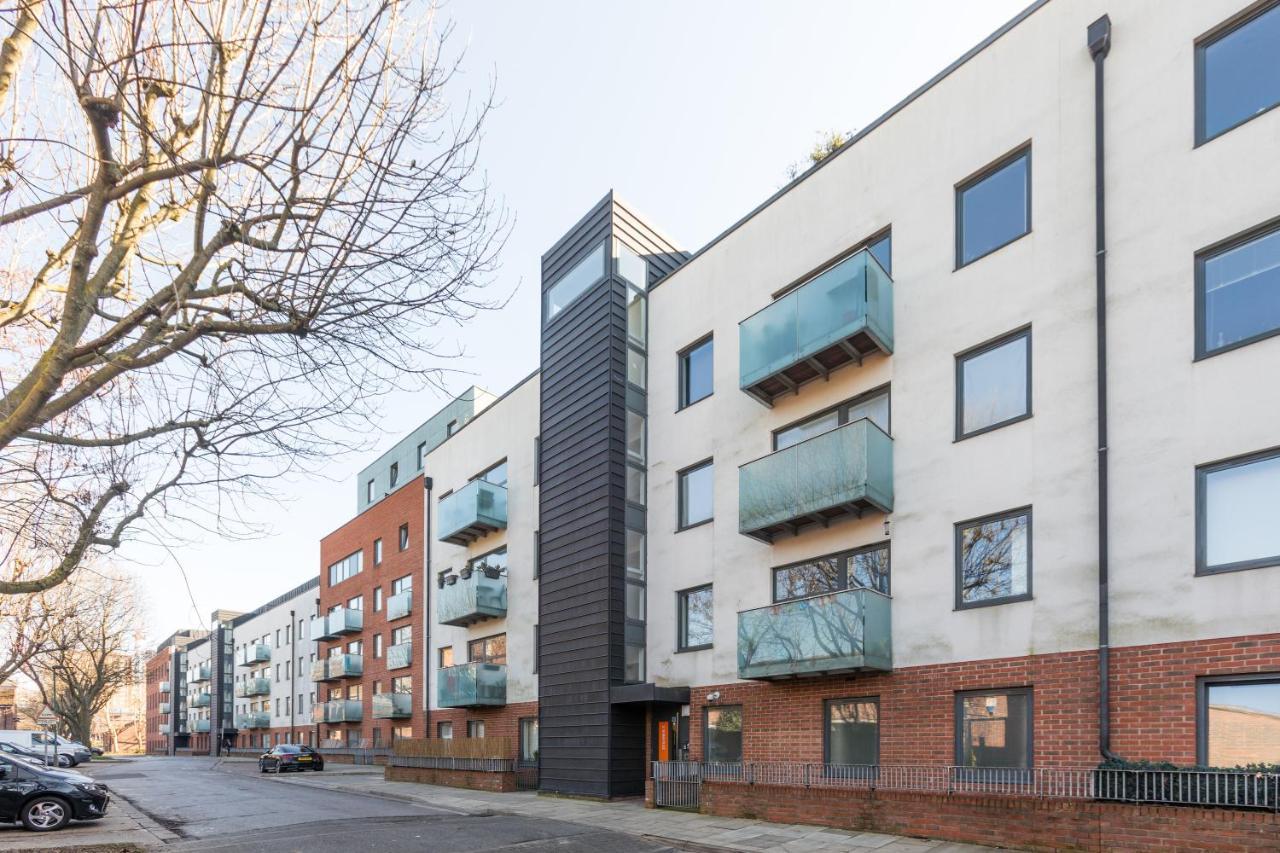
538,192,684,797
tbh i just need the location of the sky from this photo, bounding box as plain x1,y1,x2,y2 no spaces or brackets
121,0,1030,644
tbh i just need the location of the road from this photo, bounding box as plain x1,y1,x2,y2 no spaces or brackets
83,757,675,853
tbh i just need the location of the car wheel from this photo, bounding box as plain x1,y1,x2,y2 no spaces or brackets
259,761,268,773
21,796,71,832
56,755,72,768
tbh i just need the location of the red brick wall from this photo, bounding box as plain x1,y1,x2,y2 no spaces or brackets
682,633,1280,768
429,700,539,760
387,764,516,791
318,477,426,744
144,650,171,755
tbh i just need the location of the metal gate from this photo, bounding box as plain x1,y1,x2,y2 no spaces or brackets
653,761,701,810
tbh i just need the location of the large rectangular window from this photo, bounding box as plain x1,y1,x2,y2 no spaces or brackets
774,388,890,451
468,634,507,665
1196,2,1280,144
956,147,1031,267
1197,223,1280,358
677,585,713,651
679,336,714,408
327,550,363,586
1199,674,1280,766
678,460,714,529
955,508,1032,609
704,706,743,763
956,689,1032,769
1197,447,1280,575
544,242,606,323
956,328,1031,439
825,698,879,765
773,543,890,602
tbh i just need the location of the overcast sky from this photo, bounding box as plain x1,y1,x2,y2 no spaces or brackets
122,0,1030,644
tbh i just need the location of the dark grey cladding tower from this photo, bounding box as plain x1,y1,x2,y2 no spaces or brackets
537,192,685,798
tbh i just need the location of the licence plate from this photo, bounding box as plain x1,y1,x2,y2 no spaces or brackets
297,756,311,762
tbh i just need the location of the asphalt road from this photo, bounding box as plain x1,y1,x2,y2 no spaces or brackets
88,757,675,853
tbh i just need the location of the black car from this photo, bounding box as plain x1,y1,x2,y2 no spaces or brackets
0,755,109,831
258,744,324,773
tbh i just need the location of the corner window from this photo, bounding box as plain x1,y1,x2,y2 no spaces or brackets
398,523,409,551
773,543,890,602
679,336,714,408
389,462,399,488
1197,448,1280,575
1196,2,1280,144
544,242,606,323
677,585,713,651
678,460,714,529
955,508,1032,609
519,717,539,765
704,705,742,763
1197,223,1280,358
956,328,1031,440
956,688,1032,768
1198,675,1280,765
956,147,1031,267
825,698,879,765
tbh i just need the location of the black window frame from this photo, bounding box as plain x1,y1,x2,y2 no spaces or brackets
398,523,409,551
954,506,1033,610
823,696,880,766
955,144,1032,269
955,326,1033,441
678,334,715,410
772,541,891,602
1196,672,1280,765
467,633,506,665
676,458,714,532
518,716,539,766
772,384,892,451
1195,445,1280,576
954,686,1034,769
676,584,713,652
389,462,399,488
1194,0,1280,146
1194,217,1280,360
542,241,608,328
470,458,508,487
702,704,744,764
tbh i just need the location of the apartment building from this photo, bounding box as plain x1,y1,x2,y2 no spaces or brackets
145,629,205,755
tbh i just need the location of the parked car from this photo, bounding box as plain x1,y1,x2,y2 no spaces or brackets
258,744,324,773
47,735,92,763
0,733,80,767
0,741,73,768
0,754,109,832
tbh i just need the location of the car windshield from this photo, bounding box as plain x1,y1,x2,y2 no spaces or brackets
275,745,301,753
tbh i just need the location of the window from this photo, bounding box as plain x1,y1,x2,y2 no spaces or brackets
347,595,363,611
392,675,412,693
373,587,383,612
626,464,646,506
544,242,606,323
956,328,1031,439
625,410,645,463
392,726,412,741
956,689,1032,769
956,147,1031,267
1196,222,1280,358
446,419,458,437
389,462,399,488
392,574,413,594
398,523,409,551
774,388,890,451
465,549,505,575
773,543,890,601
373,539,383,566
616,241,648,290
678,460,714,529
327,550,363,586
416,441,426,469
679,336,714,408
704,706,743,763
956,508,1031,609
625,529,645,579
467,720,485,738
437,721,453,739
468,634,506,665
519,717,539,765
677,585,713,651
1198,674,1280,765
474,459,508,487
626,287,647,346
1196,2,1280,144
532,625,539,674
1197,447,1280,575
627,347,646,390
825,698,879,766
346,639,362,655
438,647,454,669
373,634,383,659
366,479,374,502
391,626,411,646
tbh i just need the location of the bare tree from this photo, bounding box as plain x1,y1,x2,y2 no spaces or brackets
0,554,80,683
24,571,144,745
0,0,504,593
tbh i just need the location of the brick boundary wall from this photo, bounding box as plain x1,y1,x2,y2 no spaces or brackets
692,782,1280,853
386,765,515,792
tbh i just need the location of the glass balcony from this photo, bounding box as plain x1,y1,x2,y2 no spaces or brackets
737,587,892,680
159,681,171,694
324,699,363,723
437,569,507,627
438,480,507,545
189,663,211,683
237,712,271,729
192,719,211,733
312,654,362,681
739,249,893,406
738,419,893,542
387,642,412,671
190,692,211,708
159,724,171,735
159,702,171,715
235,677,271,698
310,703,326,724
372,692,413,719
386,589,413,621
310,607,362,641
239,643,271,667
438,662,507,708
310,658,330,682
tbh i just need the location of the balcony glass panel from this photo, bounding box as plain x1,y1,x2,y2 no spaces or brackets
332,654,362,679
437,570,507,626
386,590,413,621
438,480,508,545
310,703,326,724
159,724,171,735
326,699,363,722
387,642,412,671
235,677,271,698
189,664,211,682
737,587,892,679
372,692,413,719
739,419,893,542
190,692,211,708
192,719,211,733
237,712,271,729
739,249,893,405
437,662,507,708
159,702,171,715
310,614,336,641
239,643,271,667
159,681,171,694
328,607,363,635
310,658,331,682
